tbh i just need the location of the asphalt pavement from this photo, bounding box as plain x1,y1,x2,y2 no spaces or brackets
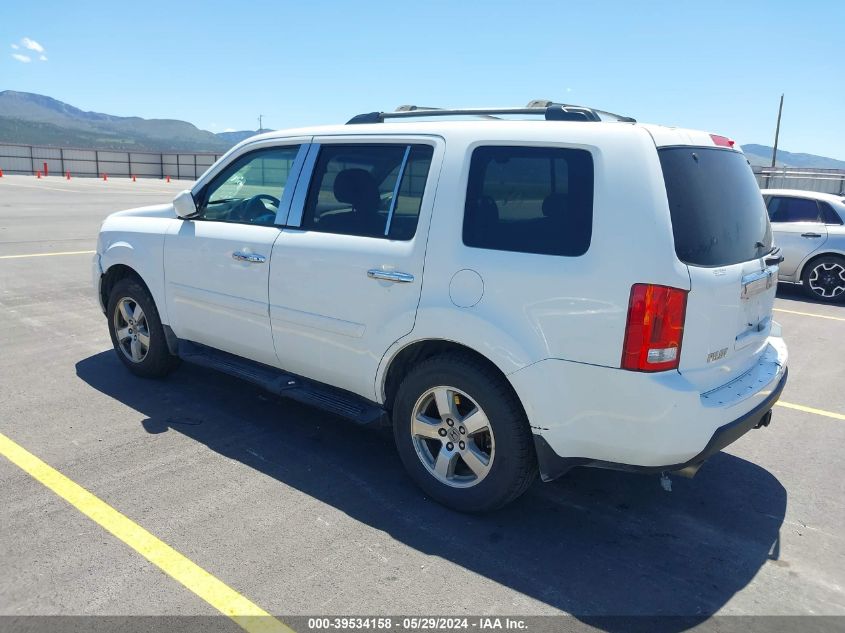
1,175,844,630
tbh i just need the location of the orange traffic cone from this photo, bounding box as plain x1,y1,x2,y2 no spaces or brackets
66,171,71,180
103,173,108,181
166,175,171,183
132,175,136,182
0,168,4,178
36,171,42,179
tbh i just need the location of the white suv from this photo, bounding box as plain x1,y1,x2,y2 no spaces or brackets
93,102,788,511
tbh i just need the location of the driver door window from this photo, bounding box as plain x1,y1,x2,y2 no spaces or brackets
199,145,301,225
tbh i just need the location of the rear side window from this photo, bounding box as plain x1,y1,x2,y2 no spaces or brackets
767,196,821,223
463,146,594,257
301,144,433,240
819,202,844,225
659,148,772,267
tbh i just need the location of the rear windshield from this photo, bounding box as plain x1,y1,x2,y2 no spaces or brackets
659,147,772,267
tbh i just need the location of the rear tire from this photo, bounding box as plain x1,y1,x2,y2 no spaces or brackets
801,255,845,303
107,277,178,378
392,353,537,512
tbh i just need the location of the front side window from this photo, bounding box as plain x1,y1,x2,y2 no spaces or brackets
767,196,822,223
199,145,301,225
300,144,433,239
462,146,594,257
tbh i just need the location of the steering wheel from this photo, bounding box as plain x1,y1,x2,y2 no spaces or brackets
232,194,280,223
251,193,280,208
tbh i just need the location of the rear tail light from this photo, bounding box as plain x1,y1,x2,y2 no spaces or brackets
710,134,736,148
621,284,688,372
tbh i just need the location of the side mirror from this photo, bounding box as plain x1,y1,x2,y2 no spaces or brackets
173,190,198,219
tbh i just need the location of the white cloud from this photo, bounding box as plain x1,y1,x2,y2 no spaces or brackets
21,37,44,53
10,38,48,62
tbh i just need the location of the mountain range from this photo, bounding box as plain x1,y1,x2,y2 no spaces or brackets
0,91,260,152
740,144,845,170
1,91,843,169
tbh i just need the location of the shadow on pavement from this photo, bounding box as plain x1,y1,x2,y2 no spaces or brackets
77,351,787,632
776,282,845,307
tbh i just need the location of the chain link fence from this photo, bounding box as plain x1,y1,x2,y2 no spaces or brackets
0,143,223,180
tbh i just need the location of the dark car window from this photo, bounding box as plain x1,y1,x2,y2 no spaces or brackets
819,202,844,225
767,196,822,223
659,147,772,266
463,145,594,257
301,144,433,240
199,146,301,225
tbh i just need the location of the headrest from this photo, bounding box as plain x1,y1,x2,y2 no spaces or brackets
333,168,380,212
542,193,568,219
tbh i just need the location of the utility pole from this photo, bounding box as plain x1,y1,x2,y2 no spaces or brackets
258,114,263,132
771,94,784,168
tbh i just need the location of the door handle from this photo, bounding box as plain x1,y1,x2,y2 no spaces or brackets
800,233,822,238
232,251,266,263
367,269,414,283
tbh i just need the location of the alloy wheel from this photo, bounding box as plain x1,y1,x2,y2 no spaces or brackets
808,262,845,299
410,386,495,488
113,297,150,363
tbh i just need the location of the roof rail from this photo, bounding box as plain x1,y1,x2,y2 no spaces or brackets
526,99,636,123
346,100,636,125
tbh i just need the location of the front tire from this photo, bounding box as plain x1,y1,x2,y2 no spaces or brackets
392,353,537,512
107,277,177,378
801,255,845,302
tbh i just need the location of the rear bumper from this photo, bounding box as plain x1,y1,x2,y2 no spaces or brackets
533,367,787,480
509,335,788,481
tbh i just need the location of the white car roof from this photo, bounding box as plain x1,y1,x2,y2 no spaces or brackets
232,119,737,152
761,189,845,205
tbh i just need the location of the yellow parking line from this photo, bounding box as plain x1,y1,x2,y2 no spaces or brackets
0,250,95,260
776,401,845,421
773,308,845,322
0,431,292,633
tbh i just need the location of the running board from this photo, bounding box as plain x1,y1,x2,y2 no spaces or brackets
178,341,386,426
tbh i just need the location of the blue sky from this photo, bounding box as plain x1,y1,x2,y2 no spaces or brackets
2,0,844,159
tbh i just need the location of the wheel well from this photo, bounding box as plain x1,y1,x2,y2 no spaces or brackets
100,264,150,309
382,340,521,413
799,252,845,281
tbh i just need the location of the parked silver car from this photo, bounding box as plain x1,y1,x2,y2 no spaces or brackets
762,189,845,302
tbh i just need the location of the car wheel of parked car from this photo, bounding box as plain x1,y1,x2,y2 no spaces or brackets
392,353,537,512
802,255,845,302
107,277,178,378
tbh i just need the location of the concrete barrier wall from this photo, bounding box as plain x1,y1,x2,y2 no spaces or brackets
0,143,222,180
